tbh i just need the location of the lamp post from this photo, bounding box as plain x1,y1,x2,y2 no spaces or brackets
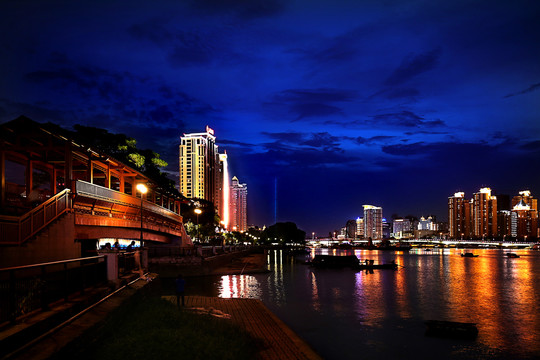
136,183,148,247
194,208,202,242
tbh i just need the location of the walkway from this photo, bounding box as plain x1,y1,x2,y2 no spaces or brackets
164,295,322,360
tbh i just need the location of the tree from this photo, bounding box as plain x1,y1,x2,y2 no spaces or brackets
261,222,306,245
65,124,179,196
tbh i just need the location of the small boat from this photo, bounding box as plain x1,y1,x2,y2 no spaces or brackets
425,320,478,340
506,252,520,258
461,252,478,257
310,255,360,268
309,255,398,270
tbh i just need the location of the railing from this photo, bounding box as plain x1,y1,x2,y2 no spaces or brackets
75,180,182,224
0,256,106,324
118,251,138,274
0,189,71,245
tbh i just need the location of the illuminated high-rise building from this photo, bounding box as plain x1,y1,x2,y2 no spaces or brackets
448,192,471,239
512,190,537,211
363,205,383,240
217,153,230,229
472,187,497,238
392,218,412,239
512,194,538,240
179,126,219,202
230,176,247,232
356,217,364,238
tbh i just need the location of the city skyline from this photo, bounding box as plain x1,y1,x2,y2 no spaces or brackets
1,1,539,234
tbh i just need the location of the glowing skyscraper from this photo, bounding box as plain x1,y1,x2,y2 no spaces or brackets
363,205,383,240
230,176,247,232
179,126,218,202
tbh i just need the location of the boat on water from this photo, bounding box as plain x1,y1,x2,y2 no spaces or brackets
461,252,479,257
309,255,398,270
310,255,360,268
506,252,520,258
425,320,478,340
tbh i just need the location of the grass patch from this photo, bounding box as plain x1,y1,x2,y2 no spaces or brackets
54,292,260,360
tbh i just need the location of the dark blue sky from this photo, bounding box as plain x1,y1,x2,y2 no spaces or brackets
1,0,539,235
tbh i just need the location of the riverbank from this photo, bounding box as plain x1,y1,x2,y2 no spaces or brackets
210,253,269,275
2,252,319,360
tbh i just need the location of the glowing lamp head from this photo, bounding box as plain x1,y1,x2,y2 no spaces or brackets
194,208,202,215
136,183,148,194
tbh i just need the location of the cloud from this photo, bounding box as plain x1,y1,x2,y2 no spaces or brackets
290,103,343,120
274,88,357,103
385,48,441,85
520,140,540,151
504,82,540,98
356,135,396,144
370,87,420,100
300,132,343,152
187,0,286,20
369,110,445,128
262,131,345,152
270,88,355,121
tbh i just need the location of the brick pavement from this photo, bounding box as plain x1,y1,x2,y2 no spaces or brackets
164,295,322,360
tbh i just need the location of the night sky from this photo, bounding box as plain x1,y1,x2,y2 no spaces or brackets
1,0,539,235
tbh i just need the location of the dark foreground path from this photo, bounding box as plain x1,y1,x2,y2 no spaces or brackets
163,295,322,360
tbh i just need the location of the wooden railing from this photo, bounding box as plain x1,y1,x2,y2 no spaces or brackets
0,189,71,245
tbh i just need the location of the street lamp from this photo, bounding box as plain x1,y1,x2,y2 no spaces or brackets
194,208,202,242
136,183,148,247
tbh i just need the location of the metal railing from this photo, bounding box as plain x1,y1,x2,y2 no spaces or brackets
0,256,106,324
0,189,71,245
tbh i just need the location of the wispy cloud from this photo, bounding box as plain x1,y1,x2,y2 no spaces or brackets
385,48,441,86
503,82,540,98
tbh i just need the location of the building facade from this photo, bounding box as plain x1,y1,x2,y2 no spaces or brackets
216,153,230,229
472,187,497,238
448,192,471,239
363,205,383,240
179,127,219,202
356,217,364,238
392,218,412,239
230,176,248,232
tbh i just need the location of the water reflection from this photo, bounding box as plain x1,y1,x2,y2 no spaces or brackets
206,248,540,359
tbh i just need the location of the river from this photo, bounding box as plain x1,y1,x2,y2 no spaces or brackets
188,248,540,359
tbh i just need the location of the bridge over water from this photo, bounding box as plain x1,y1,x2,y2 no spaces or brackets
308,238,535,248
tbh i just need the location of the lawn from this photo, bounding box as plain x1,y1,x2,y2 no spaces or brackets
53,290,260,360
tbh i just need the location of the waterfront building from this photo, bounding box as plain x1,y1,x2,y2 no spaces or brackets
230,176,248,232
472,187,497,239
346,219,357,239
382,218,391,239
392,218,412,239
356,217,364,238
216,153,230,229
418,216,437,231
512,198,538,240
497,210,516,238
512,190,538,211
363,205,383,240
448,192,471,239
179,127,219,203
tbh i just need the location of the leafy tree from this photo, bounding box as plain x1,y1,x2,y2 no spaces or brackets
261,222,306,245
63,124,180,197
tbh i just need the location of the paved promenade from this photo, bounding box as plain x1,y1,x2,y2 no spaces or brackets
164,295,322,360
